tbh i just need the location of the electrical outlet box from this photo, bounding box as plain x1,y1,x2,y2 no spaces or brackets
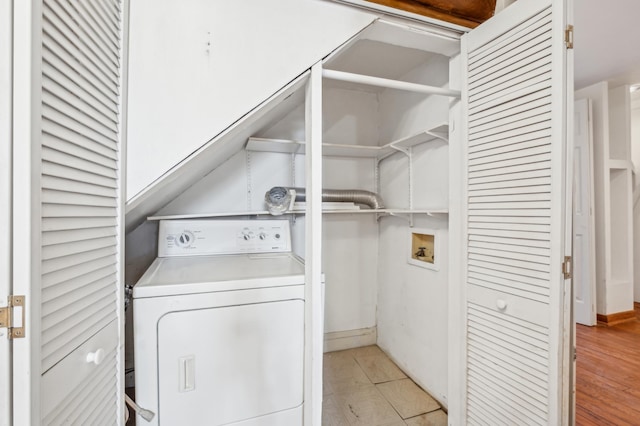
408,228,439,271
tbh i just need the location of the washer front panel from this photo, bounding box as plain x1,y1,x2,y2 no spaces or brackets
157,299,304,425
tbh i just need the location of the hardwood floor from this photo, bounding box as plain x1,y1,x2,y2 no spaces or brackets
575,304,640,425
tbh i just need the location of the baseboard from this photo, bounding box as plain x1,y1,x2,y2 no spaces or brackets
597,310,637,326
323,326,377,353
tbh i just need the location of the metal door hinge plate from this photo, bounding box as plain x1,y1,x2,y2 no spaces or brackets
0,295,26,339
562,256,573,280
565,25,574,49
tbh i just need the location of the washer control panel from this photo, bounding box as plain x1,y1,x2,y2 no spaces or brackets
158,219,292,257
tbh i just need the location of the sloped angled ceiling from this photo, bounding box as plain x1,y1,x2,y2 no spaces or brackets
125,73,308,231
126,0,378,203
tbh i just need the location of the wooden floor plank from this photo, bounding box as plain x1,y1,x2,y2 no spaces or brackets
576,306,640,425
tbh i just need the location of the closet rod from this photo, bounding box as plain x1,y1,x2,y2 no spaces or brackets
322,69,461,98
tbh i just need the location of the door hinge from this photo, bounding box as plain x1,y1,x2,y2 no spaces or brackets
565,25,574,49
0,295,26,339
562,256,573,280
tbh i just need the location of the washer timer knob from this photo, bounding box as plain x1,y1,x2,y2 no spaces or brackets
259,233,267,240
176,231,195,248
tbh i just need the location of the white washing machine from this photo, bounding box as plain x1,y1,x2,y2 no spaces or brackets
133,219,306,426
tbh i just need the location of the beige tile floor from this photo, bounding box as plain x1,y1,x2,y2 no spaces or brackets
323,345,448,426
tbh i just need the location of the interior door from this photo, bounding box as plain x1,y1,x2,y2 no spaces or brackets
0,0,12,423
11,0,128,424
461,0,572,424
573,98,596,325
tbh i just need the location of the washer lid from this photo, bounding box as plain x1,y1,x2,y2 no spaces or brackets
133,253,305,298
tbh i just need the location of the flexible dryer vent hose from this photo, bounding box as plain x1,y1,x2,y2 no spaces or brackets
265,186,385,215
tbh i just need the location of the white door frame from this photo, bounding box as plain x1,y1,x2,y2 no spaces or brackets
11,0,42,423
0,0,13,424
573,98,596,325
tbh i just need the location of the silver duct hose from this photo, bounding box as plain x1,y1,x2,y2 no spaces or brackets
265,186,385,214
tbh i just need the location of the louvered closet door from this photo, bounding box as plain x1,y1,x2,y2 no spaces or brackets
462,0,571,424
14,0,126,424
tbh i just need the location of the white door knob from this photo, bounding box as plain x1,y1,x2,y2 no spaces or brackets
86,348,105,365
496,299,507,311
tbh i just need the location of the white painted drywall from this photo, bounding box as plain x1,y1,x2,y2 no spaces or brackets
576,82,635,314
631,91,640,302
126,0,377,200
375,58,451,406
576,83,609,315
607,86,634,313
574,0,640,89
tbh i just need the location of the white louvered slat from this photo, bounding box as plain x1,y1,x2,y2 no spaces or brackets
42,14,117,98
42,135,117,172
469,170,551,188
42,91,118,141
469,33,551,91
469,66,552,107
41,266,116,302
43,120,117,159
41,300,115,371
468,9,551,66
42,162,117,189
42,175,116,198
469,215,551,225
42,255,115,290
37,1,124,422
42,226,116,246
41,37,118,113
43,344,118,424
41,246,117,275
463,1,568,423
469,81,551,117
69,2,120,57
86,1,120,38
469,110,552,141
42,105,117,151
42,216,117,232
468,264,550,291
469,89,553,125
469,97,551,132
470,55,552,103
468,277,549,303
469,104,551,137
42,237,117,263
43,62,118,129
44,1,119,82
42,204,117,219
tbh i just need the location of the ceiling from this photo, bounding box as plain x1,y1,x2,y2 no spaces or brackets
574,0,640,89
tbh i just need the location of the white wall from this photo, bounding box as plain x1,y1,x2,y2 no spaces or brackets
575,83,609,314
631,90,640,302
375,58,451,406
126,0,377,200
576,82,635,314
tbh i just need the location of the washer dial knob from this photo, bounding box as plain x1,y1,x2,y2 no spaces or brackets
176,231,195,248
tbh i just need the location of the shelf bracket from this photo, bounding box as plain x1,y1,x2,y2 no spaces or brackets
425,130,448,144
386,211,414,227
389,143,411,157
